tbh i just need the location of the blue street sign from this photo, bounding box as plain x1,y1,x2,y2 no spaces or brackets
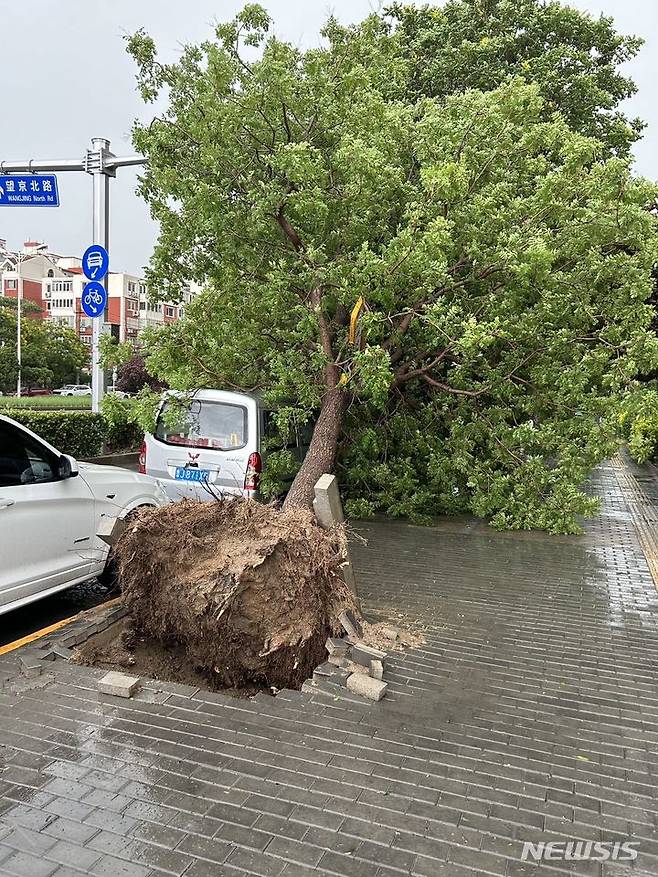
82,244,109,281
81,281,107,318
0,174,59,206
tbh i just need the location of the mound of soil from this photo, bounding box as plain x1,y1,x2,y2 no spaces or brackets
114,499,359,690
73,618,263,697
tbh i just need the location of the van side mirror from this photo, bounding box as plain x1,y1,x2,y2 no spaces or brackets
58,454,79,479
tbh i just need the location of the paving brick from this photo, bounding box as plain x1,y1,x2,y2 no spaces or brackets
226,846,287,876
43,815,100,844
2,849,58,877
176,833,232,863
253,814,308,842
216,821,273,851
45,839,103,871
132,841,193,876
318,849,382,877
265,836,324,867
131,820,188,849
90,853,153,877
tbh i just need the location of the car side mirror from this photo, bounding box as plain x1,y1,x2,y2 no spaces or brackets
58,454,79,479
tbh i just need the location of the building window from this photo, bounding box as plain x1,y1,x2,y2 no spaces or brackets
165,306,175,317
47,269,54,278
139,301,146,311
128,281,136,293
6,279,17,289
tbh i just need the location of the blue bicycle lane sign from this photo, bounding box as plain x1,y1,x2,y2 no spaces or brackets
82,281,107,318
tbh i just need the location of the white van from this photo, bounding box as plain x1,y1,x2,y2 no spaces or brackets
141,389,310,503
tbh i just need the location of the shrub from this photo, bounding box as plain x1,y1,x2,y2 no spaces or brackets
116,355,163,394
619,389,658,464
5,410,105,457
100,393,150,451
3,408,143,457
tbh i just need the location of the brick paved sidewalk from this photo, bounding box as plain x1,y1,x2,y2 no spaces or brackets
1,454,658,877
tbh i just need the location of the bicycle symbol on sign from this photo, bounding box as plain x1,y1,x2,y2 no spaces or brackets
83,289,103,315
82,281,106,318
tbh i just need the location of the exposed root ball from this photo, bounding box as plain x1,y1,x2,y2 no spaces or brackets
114,499,359,689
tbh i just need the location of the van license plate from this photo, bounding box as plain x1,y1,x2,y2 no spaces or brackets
174,467,210,482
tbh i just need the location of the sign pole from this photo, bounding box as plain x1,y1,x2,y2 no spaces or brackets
90,138,112,414
16,252,22,397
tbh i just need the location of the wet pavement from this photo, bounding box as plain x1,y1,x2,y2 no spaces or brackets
0,580,116,648
0,452,658,876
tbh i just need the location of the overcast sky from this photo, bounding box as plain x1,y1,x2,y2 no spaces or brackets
1,0,656,275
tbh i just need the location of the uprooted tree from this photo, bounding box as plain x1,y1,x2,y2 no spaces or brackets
126,3,658,534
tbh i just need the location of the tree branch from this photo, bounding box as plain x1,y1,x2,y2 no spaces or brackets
276,207,304,252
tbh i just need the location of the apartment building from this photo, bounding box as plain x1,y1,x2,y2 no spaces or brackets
0,240,195,352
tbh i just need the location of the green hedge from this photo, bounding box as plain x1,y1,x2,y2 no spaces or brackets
2,409,142,458
0,395,91,410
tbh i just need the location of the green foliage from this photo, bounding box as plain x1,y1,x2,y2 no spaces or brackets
0,297,88,394
101,387,162,437
0,395,90,410
619,388,658,463
99,335,134,370
98,395,144,451
388,0,644,155
5,410,105,458
126,5,658,533
260,449,299,500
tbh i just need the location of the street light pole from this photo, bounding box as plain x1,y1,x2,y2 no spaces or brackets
16,251,22,397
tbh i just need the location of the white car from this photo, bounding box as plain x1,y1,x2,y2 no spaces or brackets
54,384,92,397
0,414,168,616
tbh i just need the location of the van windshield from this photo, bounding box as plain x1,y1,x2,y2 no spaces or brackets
155,399,248,450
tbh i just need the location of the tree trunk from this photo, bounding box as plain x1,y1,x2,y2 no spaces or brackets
283,386,347,511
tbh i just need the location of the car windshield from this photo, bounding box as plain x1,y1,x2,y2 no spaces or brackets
155,399,248,450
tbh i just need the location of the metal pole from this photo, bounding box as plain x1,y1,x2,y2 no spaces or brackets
90,138,110,414
16,252,22,397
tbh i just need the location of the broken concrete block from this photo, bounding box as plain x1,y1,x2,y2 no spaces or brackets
98,671,140,698
19,655,42,678
382,625,400,641
351,642,386,668
370,660,384,680
52,645,73,660
339,610,363,641
328,654,350,668
326,637,349,657
313,474,345,529
346,673,387,702
96,514,126,547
